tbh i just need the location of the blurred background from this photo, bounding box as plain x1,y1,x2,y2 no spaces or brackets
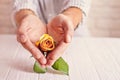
0,0,120,37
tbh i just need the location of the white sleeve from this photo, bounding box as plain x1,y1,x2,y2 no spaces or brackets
59,0,91,36
12,0,40,27
62,0,91,16
13,0,40,16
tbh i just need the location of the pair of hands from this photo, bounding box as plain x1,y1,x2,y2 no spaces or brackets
16,14,74,67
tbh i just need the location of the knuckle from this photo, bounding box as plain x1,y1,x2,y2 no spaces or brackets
29,48,41,59
35,55,41,60
17,28,24,34
29,47,35,53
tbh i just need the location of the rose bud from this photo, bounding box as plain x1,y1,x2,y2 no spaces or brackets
36,34,55,52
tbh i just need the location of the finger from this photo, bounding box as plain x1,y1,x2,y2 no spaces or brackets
19,34,27,43
19,34,47,65
16,21,28,43
46,41,69,66
64,21,74,43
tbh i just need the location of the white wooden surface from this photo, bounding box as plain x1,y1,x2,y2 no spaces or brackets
0,35,120,80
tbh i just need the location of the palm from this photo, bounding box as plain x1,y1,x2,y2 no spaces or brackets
20,15,47,43
46,14,75,66
17,15,48,66
47,15,66,44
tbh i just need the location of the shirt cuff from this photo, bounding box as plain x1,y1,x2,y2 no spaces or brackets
60,0,91,28
61,0,91,17
13,0,39,16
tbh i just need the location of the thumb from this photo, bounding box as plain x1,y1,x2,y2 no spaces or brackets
64,27,74,43
63,18,74,43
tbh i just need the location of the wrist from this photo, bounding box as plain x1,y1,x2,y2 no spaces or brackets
62,7,82,29
15,9,36,26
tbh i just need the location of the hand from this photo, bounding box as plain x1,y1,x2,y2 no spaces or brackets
16,14,47,67
46,14,74,66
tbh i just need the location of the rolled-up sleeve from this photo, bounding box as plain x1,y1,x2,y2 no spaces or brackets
12,0,40,27
59,0,91,36
62,0,91,16
13,0,39,16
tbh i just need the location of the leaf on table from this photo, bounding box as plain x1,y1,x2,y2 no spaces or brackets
52,57,69,75
33,61,47,73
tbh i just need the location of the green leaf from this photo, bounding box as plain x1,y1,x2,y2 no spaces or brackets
33,61,47,73
52,57,69,75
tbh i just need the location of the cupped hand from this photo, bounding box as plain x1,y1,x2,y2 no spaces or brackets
16,14,47,67
46,14,74,66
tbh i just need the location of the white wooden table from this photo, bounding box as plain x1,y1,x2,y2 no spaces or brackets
0,35,120,80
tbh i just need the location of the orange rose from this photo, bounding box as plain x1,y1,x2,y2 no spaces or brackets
36,34,55,52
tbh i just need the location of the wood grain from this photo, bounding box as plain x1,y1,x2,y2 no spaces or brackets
0,35,120,80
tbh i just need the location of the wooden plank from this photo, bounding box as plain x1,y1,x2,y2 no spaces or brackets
105,38,120,66
38,51,69,80
6,46,38,80
1,35,120,80
1,35,69,80
0,35,18,60
0,35,19,80
84,38,120,80
67,38,100,80
105,38,120,77
39,71,69,80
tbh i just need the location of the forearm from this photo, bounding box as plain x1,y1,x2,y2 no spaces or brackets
62,7,82,29
15,9,36,26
